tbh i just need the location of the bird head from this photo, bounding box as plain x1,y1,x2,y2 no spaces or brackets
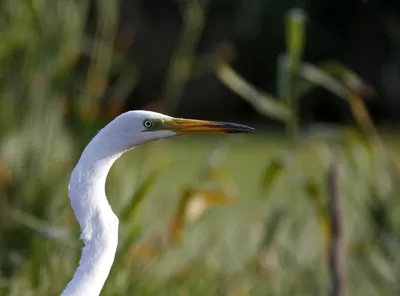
101,110,254,149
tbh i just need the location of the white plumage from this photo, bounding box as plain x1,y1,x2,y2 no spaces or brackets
61,110,253,296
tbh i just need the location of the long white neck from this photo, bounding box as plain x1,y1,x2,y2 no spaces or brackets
61,134,126,296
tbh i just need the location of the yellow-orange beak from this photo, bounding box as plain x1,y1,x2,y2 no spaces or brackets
164,118,255,135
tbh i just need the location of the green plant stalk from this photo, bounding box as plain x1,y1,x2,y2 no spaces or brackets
163,0,210,115
286,9,306,73
279,55,298,140
80,0,118,108
327,149,347,296
281,9,306,141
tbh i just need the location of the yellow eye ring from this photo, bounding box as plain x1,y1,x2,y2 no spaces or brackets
143,120,153,128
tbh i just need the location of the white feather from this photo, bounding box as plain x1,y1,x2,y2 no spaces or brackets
61,111,175,296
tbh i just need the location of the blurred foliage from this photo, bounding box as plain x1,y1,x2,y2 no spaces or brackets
0,1,400,296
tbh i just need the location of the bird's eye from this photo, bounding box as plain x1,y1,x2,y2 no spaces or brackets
143,120,153,128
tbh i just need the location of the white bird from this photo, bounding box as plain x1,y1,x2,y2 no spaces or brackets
60,110,254,296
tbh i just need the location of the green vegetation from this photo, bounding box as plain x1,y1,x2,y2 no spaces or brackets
0,1,400,296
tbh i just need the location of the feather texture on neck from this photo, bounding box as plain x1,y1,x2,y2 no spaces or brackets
61,132,125,296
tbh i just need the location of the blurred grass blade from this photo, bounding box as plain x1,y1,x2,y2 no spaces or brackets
282,8,306,138
286,8,306,71
260,155,288,192
8,207,76,247
106,63,140,117
299,63,349,99
120,164,166,221
342,129,375,172
297,61,375,101
163,0,211,115
118,226,141,264
319,61,375,97
277,54,298,137
304,178,331,251
298,61,381,142
307,62,378,138
216,62,291,122
209,168,240,198
259,206,285,248
29,237,47,289
304,179,321,205
255,207,284,278
348,93,379,139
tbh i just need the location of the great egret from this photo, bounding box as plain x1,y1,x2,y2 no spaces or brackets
61,110,254,296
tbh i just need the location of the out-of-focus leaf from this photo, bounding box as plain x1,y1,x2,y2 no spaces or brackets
348,92,379,139
120,164,166,221
254,207,284,278
368,248,396,283
216,61,290,122
8,207,76,247
0,156,12,189
204,168,240,199
342,129,375,172
118,226,141,265
106,63,139,117
29,237,46,289
168,215,185,245
259,206,285,248
206,168,231,183
260,155,288,192
169,188,234,243
319,61,375,97
131,242,160,263
296,61,375,101
299,63,349,99
304,178,331,251
348,240,375,257
196,190,233,206
255,246,278,279
169,188,195,243
368,192,393,238
304,179,320,205
286,8,306,71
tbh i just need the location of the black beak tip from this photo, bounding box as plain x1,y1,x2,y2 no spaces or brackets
224,122,255,133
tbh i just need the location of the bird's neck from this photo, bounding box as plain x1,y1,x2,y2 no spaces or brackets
61,141,124,296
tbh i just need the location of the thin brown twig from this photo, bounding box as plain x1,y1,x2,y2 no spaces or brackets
327,149,347,296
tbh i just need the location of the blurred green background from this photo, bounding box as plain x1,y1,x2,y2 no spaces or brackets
1,0,400,295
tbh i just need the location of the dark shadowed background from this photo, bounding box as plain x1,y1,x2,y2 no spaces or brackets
1,1,400,295
83,0,400,124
